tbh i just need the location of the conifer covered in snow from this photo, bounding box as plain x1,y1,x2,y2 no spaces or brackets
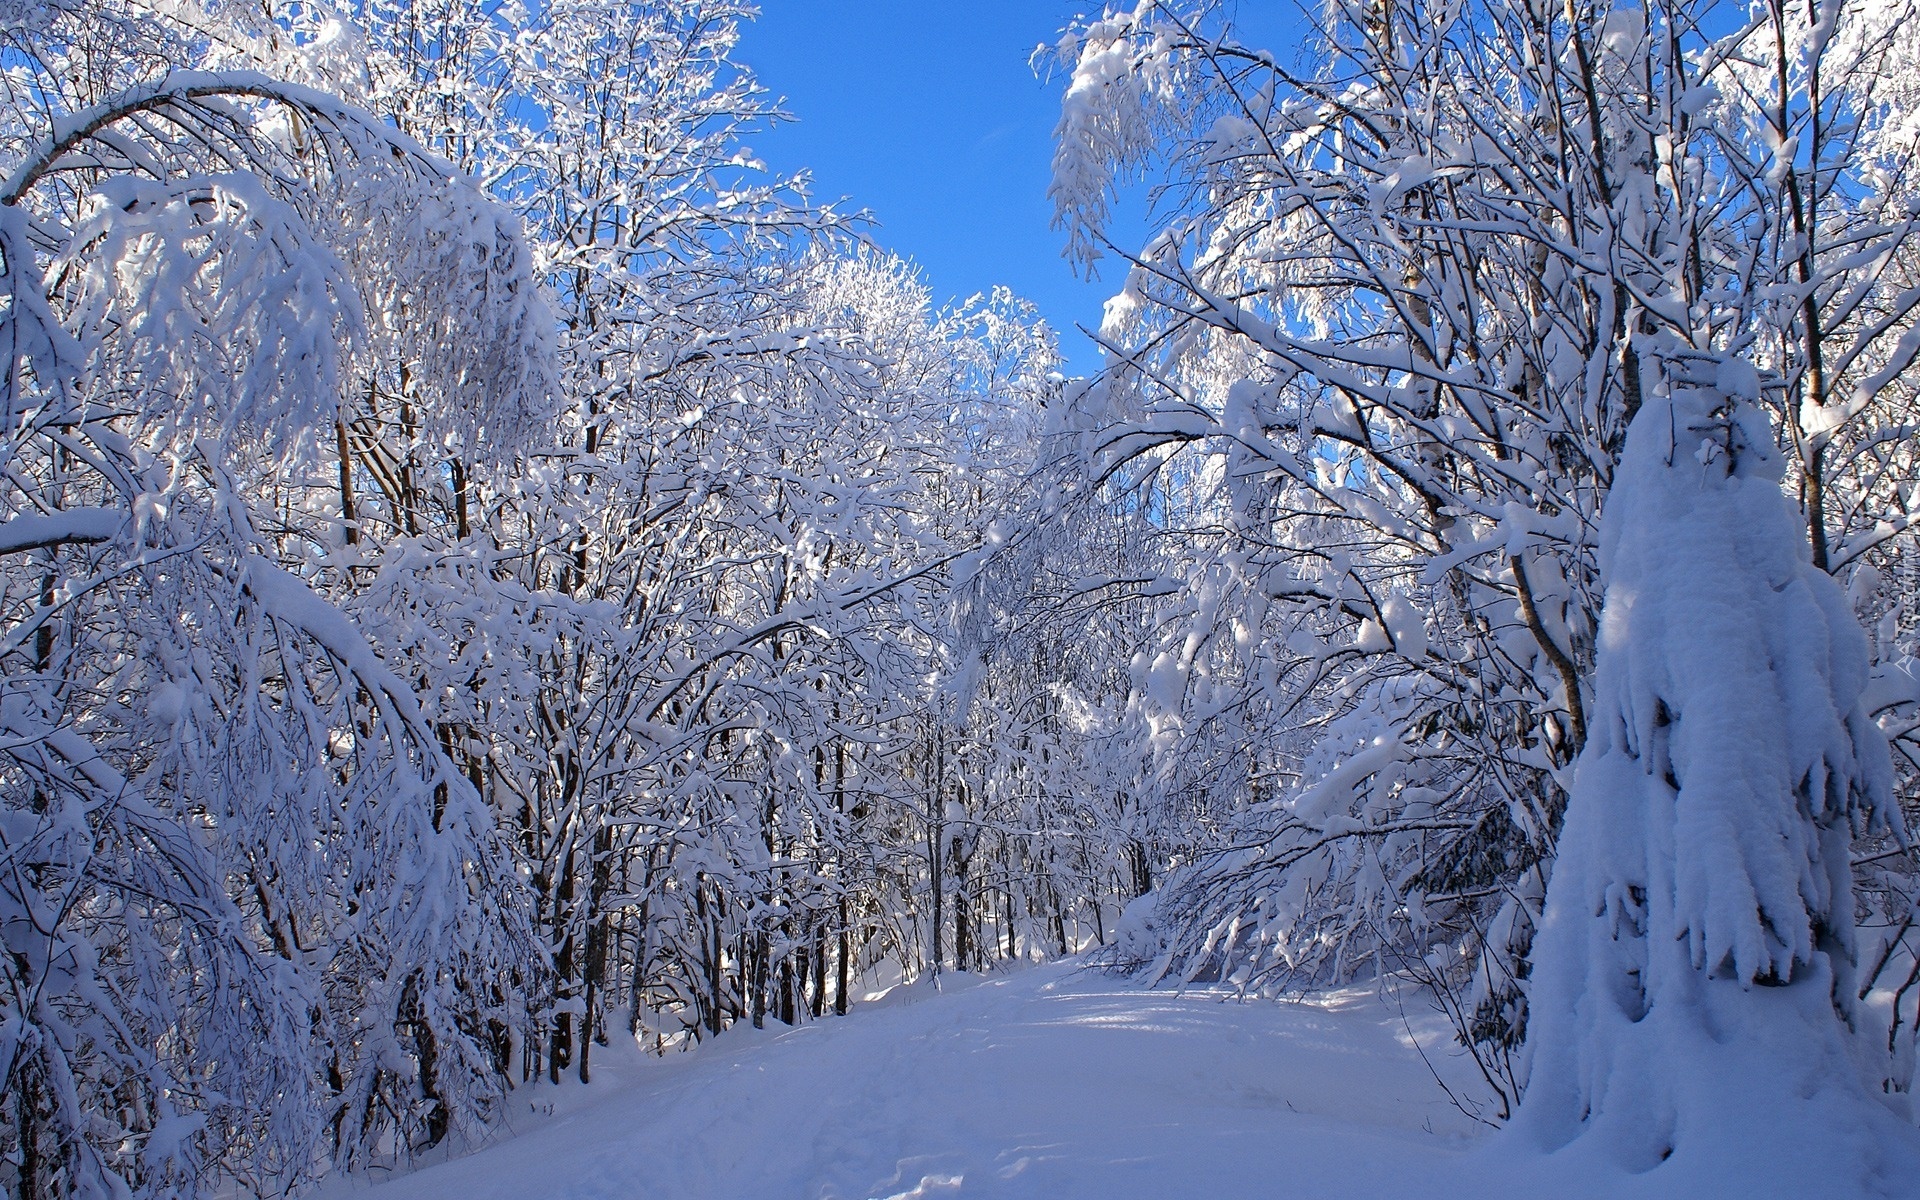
1512,356,1915,1182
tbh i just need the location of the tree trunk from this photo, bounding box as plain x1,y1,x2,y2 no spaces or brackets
928,719,944,977
549,849,576,1084
836,899,852,1017
1004,890,1017,960
812,921,828,1019
953,851,972,972
335,416,359,545
578,827,615,1083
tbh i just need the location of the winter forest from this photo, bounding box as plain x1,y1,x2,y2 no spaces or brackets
8,0,1920,1195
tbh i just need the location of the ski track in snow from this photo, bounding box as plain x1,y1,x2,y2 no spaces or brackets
319,961,1628,1200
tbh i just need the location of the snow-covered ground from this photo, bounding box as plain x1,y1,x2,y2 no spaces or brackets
316,960,1920,1199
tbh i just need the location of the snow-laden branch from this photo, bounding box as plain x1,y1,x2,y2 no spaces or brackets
1,69,443,206
0,507,124,554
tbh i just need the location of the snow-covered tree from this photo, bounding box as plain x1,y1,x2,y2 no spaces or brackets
1048,0,1920,1110
0,3,553,1193
1513,354,1918,1185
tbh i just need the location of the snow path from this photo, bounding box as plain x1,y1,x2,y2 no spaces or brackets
322,961,1915,1199
326,962,1530,1199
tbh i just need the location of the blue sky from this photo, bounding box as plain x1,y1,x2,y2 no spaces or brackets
737,3,1143,373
